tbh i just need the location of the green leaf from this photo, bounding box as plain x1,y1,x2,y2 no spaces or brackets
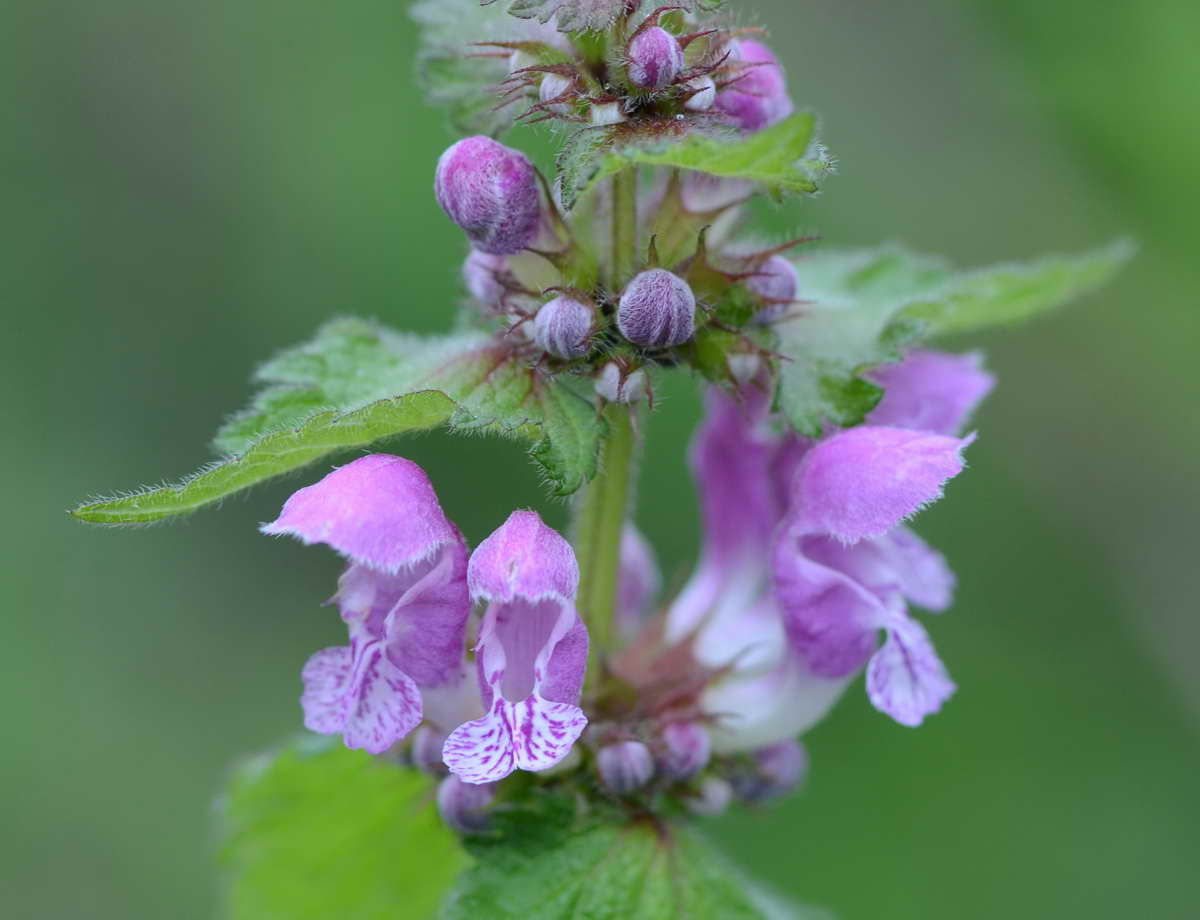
775,241,1131,434
443,809,796,920
559,115,829,210
904,238,1134,335
71,319,605,524
503,0,628,32
220,737,467,920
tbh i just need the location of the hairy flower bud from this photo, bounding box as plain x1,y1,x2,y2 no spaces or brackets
687,777,734,817
684,75,716,111
410,724,449,776
462,251,510,310
533,295,594,359
659,722,711,781
731,739,808,803
618,269,696,348
627,26,684,89
434,136,541,255
716,40,794,132
590,100,626,126
596,363,648,404
436,775,496,834
539,72,574,114
747,254,799,321
597,740,655,794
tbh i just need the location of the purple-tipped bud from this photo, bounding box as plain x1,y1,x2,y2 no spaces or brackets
539,73,574,114
533,295,594,359
628,26,684,89
597,740,655,794
618,269,696,348
462,251,510,310
687,777,734,817
410,725,449,776
436,775,496,834
731,739,808,803
716,40,794,132
747,255,799,321
684,75,716,111
596,363,648,404
434,136,542,255
659,722,711,781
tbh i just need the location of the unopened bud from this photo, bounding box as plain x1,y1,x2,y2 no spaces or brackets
434,136,542,255
686,776,734,817
410,725,448,776
618,269,696,348
715,40,794,132
731,739,808,803
533,295,594,359
628,26,684,90
597,740,655,794
596,363,648,404
591,100,626,126
462,251,510,310
727,352,763,384
539,72,574,114
746,255,799,306
683,75,716,111
659,722,711,781
436,775,496,834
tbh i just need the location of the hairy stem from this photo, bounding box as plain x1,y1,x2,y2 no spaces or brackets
611,166,639,288
573,404,637,679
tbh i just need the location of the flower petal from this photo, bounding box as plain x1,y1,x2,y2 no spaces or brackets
875,526,956,612
866,614,956,727
441,694,587,784
793,426,974,542
508,694,588,772
262,454,459,573
441,700,515,784
468,510,578,604
299,646,353,735
617,524,661,640
867,349,994,435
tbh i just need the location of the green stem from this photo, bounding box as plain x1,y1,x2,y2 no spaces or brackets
611,166,638,288
572,404,637,675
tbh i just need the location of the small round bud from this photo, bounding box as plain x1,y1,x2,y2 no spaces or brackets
590,100,626,126
746,255,799,304
436,775,496,834
539,72,574,114
597,740,655,794
462,251,510,310
683,75,716,111
715,40,794,132
410,725,449,776
727,352,762,384
686,777,734,817
618,269,696,348
731,739,808,803
596,363,648,404
659,722,711,781
627,26,684,89
533,295,594,359
434,136,542,255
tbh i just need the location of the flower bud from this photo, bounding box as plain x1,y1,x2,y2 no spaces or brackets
462,251,510,310
731,739,808,803
746,255,799,304
597,740,655,794
683,75,716,111
680,173,755,213
627,26,684,89
659,722,711,781
539,72,574,114
533,295,594,359
716,40,794,132
727,352,762,384
596,363,648,404
436,775,496,834
618,269,696,348
410,724,449,776
434,136,542,255
591,100,626,126
686,777,734,817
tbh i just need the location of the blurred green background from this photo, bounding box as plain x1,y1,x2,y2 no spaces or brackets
5,0,1198,917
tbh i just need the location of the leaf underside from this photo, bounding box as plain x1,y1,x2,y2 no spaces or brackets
71,319,605,524
775,240,1133,435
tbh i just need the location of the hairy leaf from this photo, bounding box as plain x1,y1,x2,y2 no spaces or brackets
775,241,1129,434
72,320,605,524
220,737,466,920
559,115,828,210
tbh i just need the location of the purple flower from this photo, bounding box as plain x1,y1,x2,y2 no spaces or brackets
262,455,472,754
617,523,661,640
442,511,590,784
618,268,696,348
658,721,711,781
745,255,799,321
434,136,542,255
627,26,684,90
716,40,794,133
533,295,594,359
866,349,995,435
